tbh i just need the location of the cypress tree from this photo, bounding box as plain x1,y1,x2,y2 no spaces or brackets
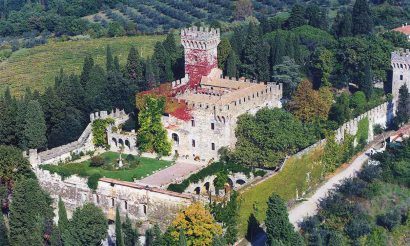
57,197,68,234
106,45,114,72
50,225,63,246
115,206,124,246
352,0,373,35
40,87,65,148
217,38,232,69
0,214,9,246
256,42,270,82
80,55,94,86
332,10,352,37
152,42,169,82
114,56,120,71
359,62,373,99
230,26,247,57
152,224,164,246
9,179,52,246
226,50,238,78
241,23,260,79
144,58,157,90
0,88,18,146
396,84,409,126
265,193,297,245
271,33,286,65
163,32,177,63
178,229,187,246
164,57,174,82
84,65,110,111
126,46,143,81
23,100,47,149
123,215,139,246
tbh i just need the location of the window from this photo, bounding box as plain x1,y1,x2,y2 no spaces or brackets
95,194,100,204
192,139,196,147
111,198,115,207
400,75,404,80
191,119,195,127
211,123,215,130
143,205,147,215
211,143,215,150
124,201,128,210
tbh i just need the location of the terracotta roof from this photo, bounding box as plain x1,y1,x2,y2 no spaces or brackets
393,25,410,35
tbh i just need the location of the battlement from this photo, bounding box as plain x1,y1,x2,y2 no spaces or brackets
391,49,410,69
181,26,220,50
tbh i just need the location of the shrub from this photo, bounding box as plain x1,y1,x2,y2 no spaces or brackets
358,163,382,182
87,173,102,190
90,156,105,167
344,216,372,239
336,177,368,198
373,124,384,135
126,154,135,162
377,209,402,231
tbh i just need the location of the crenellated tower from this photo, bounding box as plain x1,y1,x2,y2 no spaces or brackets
181,26,220,89
391,49,410,99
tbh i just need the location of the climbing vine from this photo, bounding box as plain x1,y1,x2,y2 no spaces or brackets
137,95,171,156
92,118,115,147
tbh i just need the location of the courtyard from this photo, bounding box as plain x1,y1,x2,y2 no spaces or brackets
41,152,172,182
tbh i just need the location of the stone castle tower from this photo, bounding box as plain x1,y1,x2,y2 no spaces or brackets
391,49,410,98
181,27,220,88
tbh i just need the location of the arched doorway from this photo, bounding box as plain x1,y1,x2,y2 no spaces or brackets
112,138,117,147
172,133,179,146
194,187,200,195
125,139,131,150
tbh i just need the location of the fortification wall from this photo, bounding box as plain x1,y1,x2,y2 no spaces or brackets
35,168,193,228
335,101,394,143
27,109,128,166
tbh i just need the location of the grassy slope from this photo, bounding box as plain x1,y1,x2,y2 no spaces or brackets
0,35,164,96
42,151,172,182
237,147,325,236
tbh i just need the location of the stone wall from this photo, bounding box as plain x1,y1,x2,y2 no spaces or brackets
35,168,193,229
27,109,128,166
391,49,410,99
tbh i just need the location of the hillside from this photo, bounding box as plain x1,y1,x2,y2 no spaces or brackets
0,35,164,96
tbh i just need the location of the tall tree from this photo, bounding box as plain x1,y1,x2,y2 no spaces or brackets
171,203,222,246
23,100,47,150
218,38,232,70
80,55,94,86
271,56,302,97
84,65,110,111
265,193,302,245
396,84,409,126
125,46,143,81
58,197,68,234
123,215,140,246
241,23,260,79
106,45,114,72
115,206,124,246
144,58,158,90
310,47,335,87
62,203,107,246
330,92,351,124
352,0,373,35
0,88,18,146
9,179,52,246
256,41,270,81
225,50,238,78
332,9,352,37
287,4,305,29
358,61,373,99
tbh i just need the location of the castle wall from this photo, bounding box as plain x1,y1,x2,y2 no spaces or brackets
35,168,193,228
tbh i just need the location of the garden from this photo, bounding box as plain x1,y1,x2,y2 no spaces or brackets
40,152,172,182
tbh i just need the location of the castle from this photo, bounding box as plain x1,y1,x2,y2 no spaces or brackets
391,49,410,99
161,27,283,161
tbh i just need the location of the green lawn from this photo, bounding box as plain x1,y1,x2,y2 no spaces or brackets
237,146,325,236
41,151,172,182
0,35,164,96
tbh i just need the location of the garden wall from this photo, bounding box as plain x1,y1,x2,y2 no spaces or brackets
35,167,193,229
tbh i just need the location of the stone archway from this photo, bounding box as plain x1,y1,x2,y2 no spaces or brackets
236,179,246,185
194,187,201,195
172,133,179,146
204,182,210,192
118,139,124,147
124,139,131,150
112,138,117,147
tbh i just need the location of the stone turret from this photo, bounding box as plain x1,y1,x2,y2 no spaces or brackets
181,26,221,89
391,49,410,99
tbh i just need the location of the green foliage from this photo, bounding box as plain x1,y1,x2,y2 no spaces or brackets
123,215,140,246
0,214,9,246
23,100,47,149
9,179,53,246
271,56,301,97
90,156,105,167
178,229,187,246
396,84,410,126
357,116,369,147
232,108,316,168
350,91,367,114
58,197,69,234
167,162,261,193
87,173,102,190
62,203,108,245
352,0,373,35
329,93,350,125
310,47,335,87
322,132,342,173
265,193,302,245
115,206,125,246
92,118,115,147
137,96,171,156
0,145,34,186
